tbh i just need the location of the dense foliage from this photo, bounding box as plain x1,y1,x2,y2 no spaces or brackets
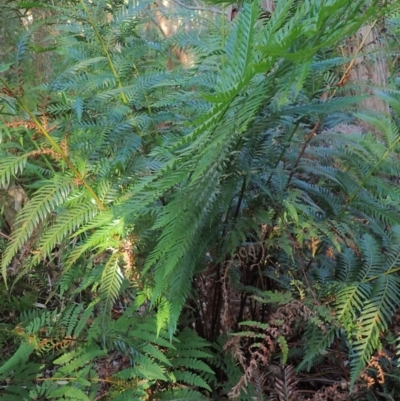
2,0,400,399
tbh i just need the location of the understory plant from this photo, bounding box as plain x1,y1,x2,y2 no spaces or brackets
2,0,400,399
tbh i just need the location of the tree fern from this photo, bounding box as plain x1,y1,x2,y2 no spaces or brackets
2,0,400,398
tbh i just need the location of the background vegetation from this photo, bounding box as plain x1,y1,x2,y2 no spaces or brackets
2,0,400,400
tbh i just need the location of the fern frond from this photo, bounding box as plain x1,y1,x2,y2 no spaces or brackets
30,201,99,267
48,387,91,401
2,175,75,281
153,388,208,401
116,353,168,381
350,275,400,384
274,365,299,401
63,212,123,271
172,371,211,391
0,154,27,187
297,326,337,372
99,251,125,317
0,341,39,401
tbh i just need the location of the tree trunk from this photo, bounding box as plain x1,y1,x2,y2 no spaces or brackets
345,23,390,115
32,9,53,84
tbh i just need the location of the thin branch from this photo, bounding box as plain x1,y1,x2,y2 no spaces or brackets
171,0,224,15
146,10,168,37
286,119,320,186
329,19,378,101
0,230,11,240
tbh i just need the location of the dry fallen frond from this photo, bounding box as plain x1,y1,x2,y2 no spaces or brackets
225,300,312,398
274,365,299,401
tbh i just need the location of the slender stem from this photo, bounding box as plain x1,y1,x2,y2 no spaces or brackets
80,0,128,105
0,78,105,211
265,121,300,188
365,265,400,283
329,19,378,101
286,119,320,187
0,230,11,240
234,176,247,218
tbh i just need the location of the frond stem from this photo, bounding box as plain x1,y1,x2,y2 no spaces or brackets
80,0,128,105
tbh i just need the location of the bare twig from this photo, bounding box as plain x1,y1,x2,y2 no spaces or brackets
171,0,224,15
0,230,11,240
329,19,378,101
145,10,167,37
286,119,320,186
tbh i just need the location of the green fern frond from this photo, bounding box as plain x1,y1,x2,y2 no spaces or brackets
153,388,208,401
0,154,27,187
297,325,337,372
30,201,99,267
48,387,91,401
64,212,123,271
2,175,75,282
99,251,125,317
335,282,372,326
0,341,35,377
172,371,211,391
350,275,400,384
0,341,39,401
73,303,95,338
52,344,107,375
117,353,168,381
